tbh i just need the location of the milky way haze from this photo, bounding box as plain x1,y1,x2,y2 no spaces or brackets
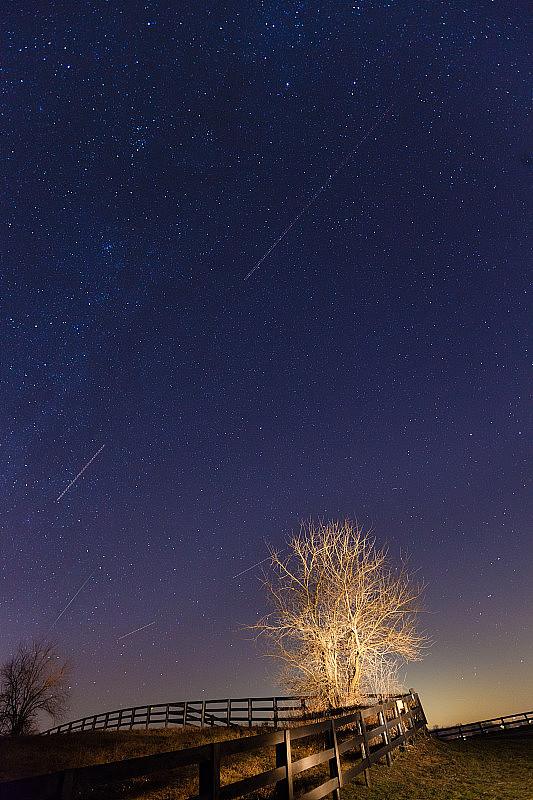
1,1,531,728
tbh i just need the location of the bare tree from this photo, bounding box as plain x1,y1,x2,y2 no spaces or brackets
0,641,72,736
252,520,427,709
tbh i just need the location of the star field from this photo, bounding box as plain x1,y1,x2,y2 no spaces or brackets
1,1,531,727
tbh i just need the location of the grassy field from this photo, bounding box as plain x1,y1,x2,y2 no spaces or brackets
0,726,253,782
1,726,532,799
341,733,533,800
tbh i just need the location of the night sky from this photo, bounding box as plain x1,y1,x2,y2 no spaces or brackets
2,1,531,729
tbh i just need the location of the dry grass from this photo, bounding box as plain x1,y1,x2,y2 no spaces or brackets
1,726,532,799
0,726,263,798
341,733,533,800
0,726,231,780
0,724,330,799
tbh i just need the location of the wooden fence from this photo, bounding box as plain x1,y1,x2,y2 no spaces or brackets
432,709,533,740
1,692,427,800
42,697,309,735
41,694,393,735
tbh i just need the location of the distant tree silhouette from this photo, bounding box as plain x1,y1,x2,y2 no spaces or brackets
251,519,428,709
0,641,71,735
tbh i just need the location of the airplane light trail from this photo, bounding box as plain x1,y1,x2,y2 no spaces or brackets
117,621,156,642
244,105,394,281
48,569,98,632
56,444,105,502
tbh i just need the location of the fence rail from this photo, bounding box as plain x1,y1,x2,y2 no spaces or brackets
432,710,533,740
2,692,427,800
42,696,310,735
41,694,390,735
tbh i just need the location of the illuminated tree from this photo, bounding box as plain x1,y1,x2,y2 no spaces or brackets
0,641,71,736
252,520,427,709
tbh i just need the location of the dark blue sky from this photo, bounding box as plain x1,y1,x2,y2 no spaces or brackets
1,1,531,727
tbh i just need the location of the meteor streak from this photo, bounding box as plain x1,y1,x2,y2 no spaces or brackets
117,621,156,641
232,555,272,579
244,105,393,281
56,444,105,502
48,569,98,632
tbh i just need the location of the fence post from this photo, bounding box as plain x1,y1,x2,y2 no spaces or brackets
395,700,407,751
358,713,372,788
198,741,221,800
227,699,231,727
276,729,293,800
412,691,427,730
248,698,253,727
327,718,342,798
378,707,392,766
58,769,76,800
273,697,279,728
183,702,188,728
201,700,206,727
165,704,169,728
409,688,417,724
